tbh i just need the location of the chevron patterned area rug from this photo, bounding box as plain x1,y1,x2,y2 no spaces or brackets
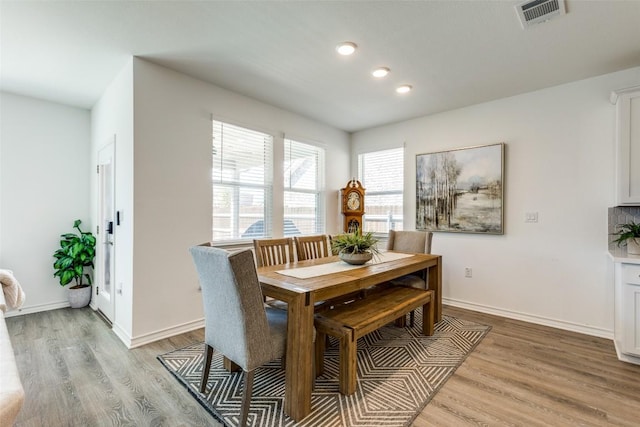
158,312,490,427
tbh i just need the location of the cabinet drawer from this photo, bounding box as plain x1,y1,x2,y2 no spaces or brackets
623,264,640,285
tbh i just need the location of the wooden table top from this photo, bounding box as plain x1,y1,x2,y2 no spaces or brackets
257,251,440,303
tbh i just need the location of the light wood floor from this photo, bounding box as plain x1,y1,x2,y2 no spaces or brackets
6,305,640,426
418,306,640,427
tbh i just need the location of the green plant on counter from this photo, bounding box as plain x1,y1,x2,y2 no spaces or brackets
611,221,640,247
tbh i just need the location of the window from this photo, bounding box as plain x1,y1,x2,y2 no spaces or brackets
284,138,325,235
358,147,404,233
212,120,273,240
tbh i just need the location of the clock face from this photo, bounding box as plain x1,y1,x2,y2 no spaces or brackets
347,191,361,211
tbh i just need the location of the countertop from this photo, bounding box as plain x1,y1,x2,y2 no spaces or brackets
609,247,640,264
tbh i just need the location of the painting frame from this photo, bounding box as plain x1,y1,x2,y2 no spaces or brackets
416,143,504,235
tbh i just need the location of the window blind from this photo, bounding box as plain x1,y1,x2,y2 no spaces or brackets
212,120,273,241
284,138,325,235
358,147,404,233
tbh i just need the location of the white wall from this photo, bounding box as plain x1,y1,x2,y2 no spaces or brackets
90,60,134,342
352,67,640,338
93,58,350,346
14,57,634,343
0,92,90,314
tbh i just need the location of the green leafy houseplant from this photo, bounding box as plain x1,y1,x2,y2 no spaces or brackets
331,230,380,256
611,221,640,255
53,219,97,288
611,221,640,246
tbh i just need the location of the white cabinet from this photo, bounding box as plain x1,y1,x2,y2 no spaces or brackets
614,262,640,364
612,86,640,205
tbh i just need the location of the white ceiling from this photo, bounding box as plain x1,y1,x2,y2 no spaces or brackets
1,1,639,132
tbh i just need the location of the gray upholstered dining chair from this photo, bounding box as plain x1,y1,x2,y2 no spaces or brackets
386,229,433,326
189,245,288,427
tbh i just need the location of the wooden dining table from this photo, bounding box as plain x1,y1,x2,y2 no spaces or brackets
256,251,442,421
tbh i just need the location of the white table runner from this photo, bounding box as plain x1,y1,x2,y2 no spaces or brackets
276,251,413,279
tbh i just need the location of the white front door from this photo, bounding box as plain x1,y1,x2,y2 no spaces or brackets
96,139,116,323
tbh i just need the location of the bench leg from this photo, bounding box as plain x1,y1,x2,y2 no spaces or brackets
422,296,435,336
315,331,326,377
339,329,357,395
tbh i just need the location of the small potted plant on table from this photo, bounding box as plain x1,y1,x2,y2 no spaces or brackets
53,219,96,308
331,229,380,265
611,221,640,255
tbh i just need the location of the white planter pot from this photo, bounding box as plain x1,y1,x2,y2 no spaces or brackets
628,238,640,255
339,252,373,265
68,285,91,308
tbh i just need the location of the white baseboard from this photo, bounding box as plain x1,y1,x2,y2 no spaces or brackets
3,300,69,317
89,309,197,351
111,322,132,348
125,318,205,349
444,297,614,340
613,339,640,365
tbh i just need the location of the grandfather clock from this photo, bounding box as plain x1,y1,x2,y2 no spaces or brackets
340,179,365,233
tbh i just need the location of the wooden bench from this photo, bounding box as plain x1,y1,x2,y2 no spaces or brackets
314,286,435,395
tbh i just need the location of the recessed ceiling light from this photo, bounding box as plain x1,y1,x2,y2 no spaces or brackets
372,67,390,78
336,42,357,56
396,85,413,94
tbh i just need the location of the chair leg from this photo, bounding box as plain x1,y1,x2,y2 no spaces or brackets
280,348,287,370
315,331,326,377
240,370,254,427
200,344,214,393
409,310,415,327
224,356,242,372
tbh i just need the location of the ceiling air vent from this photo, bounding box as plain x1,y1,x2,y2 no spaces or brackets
515,0,566,28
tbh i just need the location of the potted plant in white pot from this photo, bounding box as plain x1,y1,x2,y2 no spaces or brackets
331,229,380,265
611,221,640,255
53,219,96,308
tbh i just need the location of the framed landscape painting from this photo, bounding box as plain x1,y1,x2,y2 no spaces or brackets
416,143,504,234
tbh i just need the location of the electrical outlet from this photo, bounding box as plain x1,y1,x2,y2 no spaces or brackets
465,267,472,278
525,212,539,223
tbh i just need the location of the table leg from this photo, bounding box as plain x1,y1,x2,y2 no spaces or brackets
284,292,314,421
428,256,442,322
